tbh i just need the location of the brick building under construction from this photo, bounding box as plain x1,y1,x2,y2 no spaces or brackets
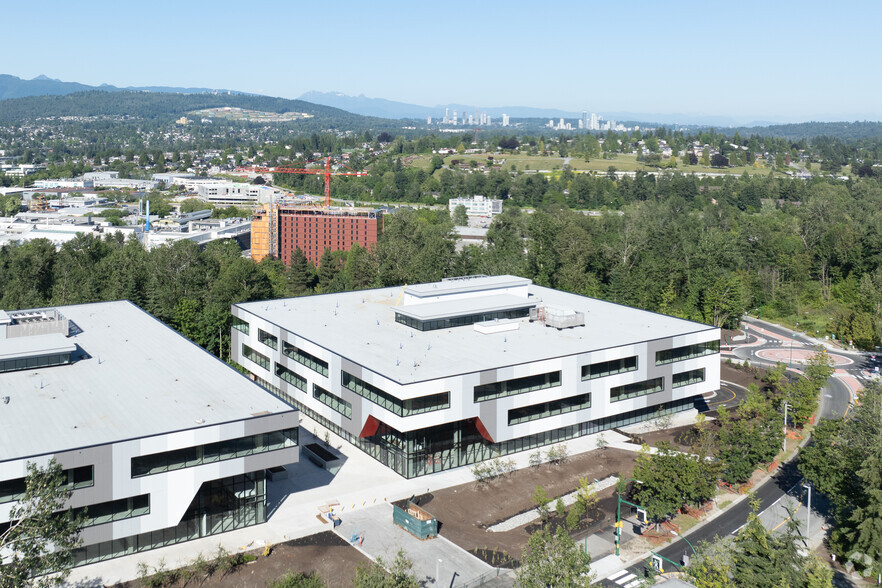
251,204,383,265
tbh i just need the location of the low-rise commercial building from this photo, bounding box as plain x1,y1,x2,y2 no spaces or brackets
448,195,503,218
231,275,719,478
196,182,281,206
0,302,298,567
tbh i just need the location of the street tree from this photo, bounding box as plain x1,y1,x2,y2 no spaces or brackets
717,386,783,484
800,381,882,575
352,549,418,588
686,496,832,588
0,460,85,587
632,442,720,524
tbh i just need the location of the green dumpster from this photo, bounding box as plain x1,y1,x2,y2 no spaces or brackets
392,500,438,540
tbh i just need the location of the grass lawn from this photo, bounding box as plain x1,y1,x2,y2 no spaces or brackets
425,152,774,176
673,513,701,533
407,154,435,171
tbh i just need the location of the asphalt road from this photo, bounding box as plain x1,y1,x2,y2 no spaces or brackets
599,317,856,585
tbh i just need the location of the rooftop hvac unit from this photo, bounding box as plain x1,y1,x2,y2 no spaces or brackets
530,306,585,330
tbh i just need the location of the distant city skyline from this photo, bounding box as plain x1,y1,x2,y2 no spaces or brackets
3,0,881,122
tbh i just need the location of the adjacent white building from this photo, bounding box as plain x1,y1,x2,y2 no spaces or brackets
196,182,282,206
231,275,719,478
32,179,93,190
0,302,299,567
448,195,504,218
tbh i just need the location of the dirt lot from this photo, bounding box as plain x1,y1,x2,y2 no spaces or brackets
118,532,370,588
409,447,637,564
720,361,767,390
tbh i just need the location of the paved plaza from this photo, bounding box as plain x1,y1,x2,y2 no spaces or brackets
335,503,493,586
65,414,649,586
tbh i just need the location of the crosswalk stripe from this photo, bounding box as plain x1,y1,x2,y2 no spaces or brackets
624,581,642,588
606,570,628,581
615,573,637,585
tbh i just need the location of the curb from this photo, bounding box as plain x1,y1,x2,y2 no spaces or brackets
594,443,806,584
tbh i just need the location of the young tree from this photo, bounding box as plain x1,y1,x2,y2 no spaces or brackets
532,485,551,523
717,386,783,484
515,526,592,587
353,549,418,588
0,460,85,587
782,348,833,427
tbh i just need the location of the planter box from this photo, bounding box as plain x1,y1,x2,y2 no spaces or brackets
303,443,342,476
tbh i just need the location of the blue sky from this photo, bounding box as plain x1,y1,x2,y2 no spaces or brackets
4,0,880,122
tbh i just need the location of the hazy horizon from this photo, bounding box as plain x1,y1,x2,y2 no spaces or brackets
4,0,880,123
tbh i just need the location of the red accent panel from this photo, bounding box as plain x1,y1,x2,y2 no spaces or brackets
359,415,381,438
474,417,494,443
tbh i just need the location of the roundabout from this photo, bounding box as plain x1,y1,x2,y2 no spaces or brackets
755,347,853,367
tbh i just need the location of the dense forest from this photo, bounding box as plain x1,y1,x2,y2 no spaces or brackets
2,173,882,351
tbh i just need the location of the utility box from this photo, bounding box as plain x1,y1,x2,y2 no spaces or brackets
392,499,438,540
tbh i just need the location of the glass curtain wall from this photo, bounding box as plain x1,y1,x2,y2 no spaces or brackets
71,471,266,567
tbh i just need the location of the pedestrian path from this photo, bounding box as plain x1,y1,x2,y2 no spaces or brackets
334,502,492,587
605,569,642,588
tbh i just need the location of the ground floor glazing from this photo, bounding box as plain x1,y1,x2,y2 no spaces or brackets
254,374,698,478
71,471,266,567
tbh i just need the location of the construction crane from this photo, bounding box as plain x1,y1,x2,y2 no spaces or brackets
236,156,367,207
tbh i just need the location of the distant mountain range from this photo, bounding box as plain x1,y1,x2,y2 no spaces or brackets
0,74,247,101
0,90,405,134
2,75,879,136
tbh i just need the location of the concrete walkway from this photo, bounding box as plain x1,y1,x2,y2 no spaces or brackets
335,502,492,587
65,415,642,586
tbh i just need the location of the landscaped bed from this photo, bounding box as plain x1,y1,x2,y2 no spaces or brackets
413,447,637,564
117,532,370,588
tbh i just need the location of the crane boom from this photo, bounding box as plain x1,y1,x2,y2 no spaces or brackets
236,157,366,207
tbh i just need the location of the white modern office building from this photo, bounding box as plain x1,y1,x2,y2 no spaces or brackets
231,275,719,479
0,302,298,567
448,195,504,218
196,182,282,206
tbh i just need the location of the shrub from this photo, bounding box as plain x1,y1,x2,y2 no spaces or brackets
269,571,326,587
555,498,566,519
528,450,542,467
545,444,569,464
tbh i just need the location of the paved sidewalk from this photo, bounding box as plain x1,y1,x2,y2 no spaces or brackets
65,415,635,586
335,502,492,586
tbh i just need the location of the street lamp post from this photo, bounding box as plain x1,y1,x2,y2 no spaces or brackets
783,402,790,453
616,478,643,557
803,483,812,544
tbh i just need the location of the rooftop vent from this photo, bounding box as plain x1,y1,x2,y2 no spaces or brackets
1,308,69,340
530,306,585,330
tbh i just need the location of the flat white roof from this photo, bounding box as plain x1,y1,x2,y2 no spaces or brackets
0,301,294,462
236,277,718,385
404,275,530,298
0,333,76,361
394,294,537,321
